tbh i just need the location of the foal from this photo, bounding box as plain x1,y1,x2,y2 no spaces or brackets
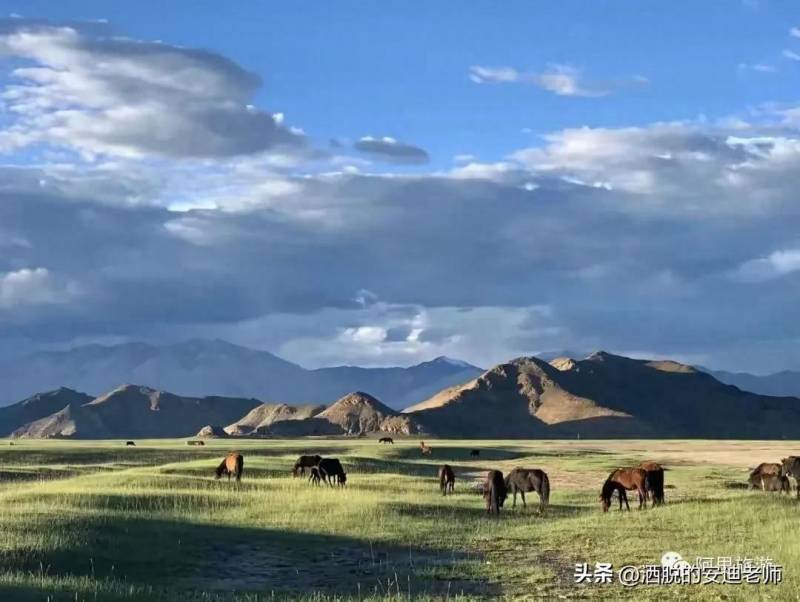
438,464,455,495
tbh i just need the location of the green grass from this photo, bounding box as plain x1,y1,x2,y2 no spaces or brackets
0,438,797,600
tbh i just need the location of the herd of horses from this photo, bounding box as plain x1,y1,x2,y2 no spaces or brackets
207,444,800,514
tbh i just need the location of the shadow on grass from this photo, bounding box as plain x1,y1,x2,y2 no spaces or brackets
0,513,499,600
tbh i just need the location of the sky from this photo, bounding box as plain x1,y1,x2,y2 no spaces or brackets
0,2,800,372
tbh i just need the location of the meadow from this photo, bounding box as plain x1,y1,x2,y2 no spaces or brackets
0,438,797,601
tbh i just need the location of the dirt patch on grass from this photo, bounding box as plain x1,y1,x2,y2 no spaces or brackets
185,541,498,597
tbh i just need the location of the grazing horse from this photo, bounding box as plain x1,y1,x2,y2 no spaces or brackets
600,468,647,512
292,454,322,477
316,457,347,487
759,474,791,493
780,456,800,497
378,437,394,444
125,441,136,446
186,440,205,446
215,452,244,482
420,441,432,455
484,470,507,515
438,464,455,496
469,449,480,457
638,461,666,506
504,468,550,511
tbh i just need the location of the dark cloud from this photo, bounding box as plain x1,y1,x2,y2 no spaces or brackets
353,137,430,164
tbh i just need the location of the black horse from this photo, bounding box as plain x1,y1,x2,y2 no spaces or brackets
293,454,322,477
313,457,347,487
378,437,394,444
504,468,550,511
484,470,507,515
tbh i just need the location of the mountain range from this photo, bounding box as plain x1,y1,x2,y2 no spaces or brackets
0,339,482,411
5,350,800,439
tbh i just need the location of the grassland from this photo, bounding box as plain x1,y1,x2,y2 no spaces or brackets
0,438,798,601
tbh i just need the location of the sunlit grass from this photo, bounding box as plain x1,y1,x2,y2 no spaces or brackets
0,438,797,600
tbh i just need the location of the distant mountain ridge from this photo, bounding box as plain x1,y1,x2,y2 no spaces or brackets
704,368,800,398
402,352,800,438
0,339,482,410
7,385,260,439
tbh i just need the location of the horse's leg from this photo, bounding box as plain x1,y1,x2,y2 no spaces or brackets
623,489,631,511
520,490,526,508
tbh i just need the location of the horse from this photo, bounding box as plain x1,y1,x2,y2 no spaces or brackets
638,461,666,506
378,437,394,444
760,474,791,493
316,457,347,487
125,441,136,446
780,456,800,498
292,454,322,477
504,468,550,511
600,468,647,512
751,462,781,477
469,449,480,457
186,440,205,446
484,470,507,515
438,464,455,496
215,452,244,482
420,441,432,455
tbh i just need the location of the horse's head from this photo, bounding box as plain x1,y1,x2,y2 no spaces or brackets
599,494,610,512
215,461,227,479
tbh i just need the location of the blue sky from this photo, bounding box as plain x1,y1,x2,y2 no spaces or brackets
4,1,799,169
1,3,800,373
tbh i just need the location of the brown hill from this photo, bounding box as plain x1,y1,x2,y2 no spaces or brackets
0,387,93,436
11,384,261,439
196,425,229,438
316,391,420,435
224,403,325,436
403,352,800,438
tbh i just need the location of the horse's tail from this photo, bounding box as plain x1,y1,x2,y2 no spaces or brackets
540,472,550,508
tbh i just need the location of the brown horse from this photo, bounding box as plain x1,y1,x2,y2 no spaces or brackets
215,452,244,482
759,474,791,493
292,454,322,477
600,468,647,512
504,468,550,511
484,470,507,515
638,461,666,506
420,441,432,455
378,437,394,444
439,464,455,495
780,456,800,498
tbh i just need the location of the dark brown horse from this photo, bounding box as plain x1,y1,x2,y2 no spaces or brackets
780,456,800,498
292,454,322,477
315,457,347,487
484,470,507,515
638,461,666,506
759,474,791,493
504,468,550,511
378,437,394,444
215,452,244,482
600,468,647,512
125,441,136,446
420,441,432,455
469,449,480,457
438,464,455,495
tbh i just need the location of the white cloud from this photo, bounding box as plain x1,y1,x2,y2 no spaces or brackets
0,267,69,308
733,249,800,282
790,27,800,38
0,23,303,159
469,63,646,97
783,49,800,61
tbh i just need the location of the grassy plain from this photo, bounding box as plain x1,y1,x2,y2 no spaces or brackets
0,438,797,601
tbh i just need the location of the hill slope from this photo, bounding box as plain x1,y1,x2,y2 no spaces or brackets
11,385,261,439
0,388,93,436
0,340,482,410
404,352,800,438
